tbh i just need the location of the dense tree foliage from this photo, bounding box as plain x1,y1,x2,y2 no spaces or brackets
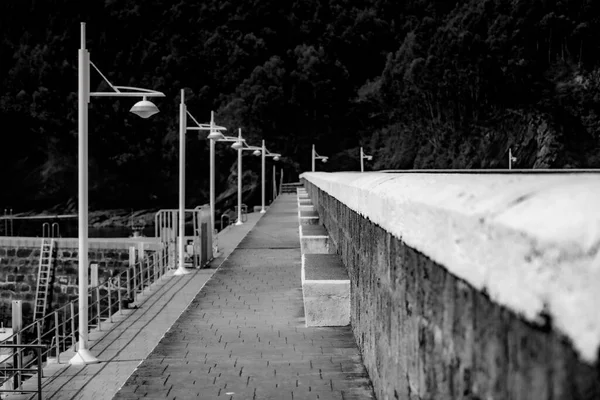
1,0,599,213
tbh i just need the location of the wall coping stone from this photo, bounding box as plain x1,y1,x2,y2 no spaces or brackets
301,171,600,363
302,254,348,281
0,237,161,250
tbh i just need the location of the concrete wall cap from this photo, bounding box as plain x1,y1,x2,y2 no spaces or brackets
300,171,600,364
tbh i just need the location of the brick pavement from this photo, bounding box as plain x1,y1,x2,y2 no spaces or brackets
113,195,375,400
3,212,262,400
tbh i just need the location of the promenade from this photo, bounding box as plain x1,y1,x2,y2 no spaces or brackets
113,194,374,399
5,212,262,400
7,194,375,399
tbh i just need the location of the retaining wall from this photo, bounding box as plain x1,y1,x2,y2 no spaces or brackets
301,172,600,400
0,237,159,326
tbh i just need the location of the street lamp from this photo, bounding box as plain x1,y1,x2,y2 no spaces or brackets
172,89,218,276
72,22,165,365
202,125,243,238
183,111,226,256
311,144,328,172
509,148,517,170
233,132,262,225
260,140,282,213
360,146,373,173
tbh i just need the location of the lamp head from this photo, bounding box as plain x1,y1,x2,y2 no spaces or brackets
130,96,159,119
207,131,222,140
231,141,243,150
253,150,261,156
322,157,328,163
273,156,280,161
366,155,373,161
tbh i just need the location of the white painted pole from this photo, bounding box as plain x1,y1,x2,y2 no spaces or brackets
280,168,283,196
272,164,276,201
210,111,216,233
360,147,364,172
175,90,191,275
71,22,99,365
236,128,243,225
509,148,513,170
261,140,266,213
312,144,315,172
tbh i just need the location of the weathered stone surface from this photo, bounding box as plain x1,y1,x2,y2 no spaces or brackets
0,242,133,325
301,178,600,400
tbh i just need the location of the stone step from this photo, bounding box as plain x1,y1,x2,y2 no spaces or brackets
301,254,350,327
299,225,332,254
298,209,319,225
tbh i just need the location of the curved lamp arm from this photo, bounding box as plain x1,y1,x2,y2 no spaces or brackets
88,62,165,98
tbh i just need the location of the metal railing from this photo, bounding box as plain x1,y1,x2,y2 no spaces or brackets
0,248,171,398
0,344,46,400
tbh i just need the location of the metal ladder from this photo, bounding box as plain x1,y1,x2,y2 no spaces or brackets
33,234,55,321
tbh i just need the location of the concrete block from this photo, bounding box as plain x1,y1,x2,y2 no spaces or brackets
299,209,319,225
298,204,315,212
301,254,350,327
299,225,331,254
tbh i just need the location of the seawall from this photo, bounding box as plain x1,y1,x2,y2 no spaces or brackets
301,171,600,400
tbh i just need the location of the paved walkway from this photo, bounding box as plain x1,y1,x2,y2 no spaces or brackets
5,212,263,400
113,195,375,399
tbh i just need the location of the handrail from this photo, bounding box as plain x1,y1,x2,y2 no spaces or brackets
220,214,231,231
51,223,60,238
42,223,50,238
0,249,170,398
0,344,46,400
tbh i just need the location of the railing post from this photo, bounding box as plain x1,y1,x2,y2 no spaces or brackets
153,252,157,281
70,302,76,351
12,300,22,389
54,312,60,363
95,286,101,331
129,246,136,301
107,280,112,323
117,276,122,314
37,347,43,400
36,319,42,344
146,258,151,291
126,268,131,302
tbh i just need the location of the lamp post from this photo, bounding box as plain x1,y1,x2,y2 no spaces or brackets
233,134,261,225
176,89,192,276
205,127,243,235
311,144,328,172
182,111,225,258
73,22,164,365
509,148,517,170
260,141,281,212
360,147,373,172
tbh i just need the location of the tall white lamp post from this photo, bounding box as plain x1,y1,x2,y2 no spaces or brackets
360,147,373,172
180,109,226,254
204,127,244,234
260,141,281,212
509,148,517,170
233,134,261,225
311,144,328,172
73,22,165,365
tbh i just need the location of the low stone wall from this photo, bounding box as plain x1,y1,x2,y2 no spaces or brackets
301,172,600,400
0,237,159,326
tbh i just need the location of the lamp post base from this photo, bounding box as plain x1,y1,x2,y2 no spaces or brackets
235,221,243,226
260,209,266,214
174,266,192,275
69,348,100,365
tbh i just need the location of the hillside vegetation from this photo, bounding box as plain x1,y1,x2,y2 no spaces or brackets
1,0,599,213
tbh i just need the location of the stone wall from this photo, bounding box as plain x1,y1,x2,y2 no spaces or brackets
0,238,158,326
302,178,600,400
